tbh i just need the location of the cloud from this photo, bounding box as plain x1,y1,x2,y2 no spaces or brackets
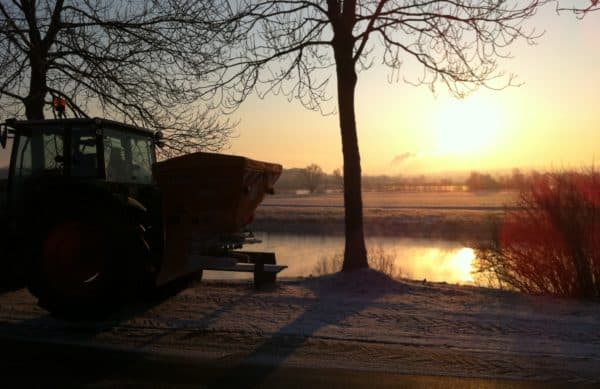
391,152,415,165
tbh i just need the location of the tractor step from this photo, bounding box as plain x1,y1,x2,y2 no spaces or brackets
187,252,286,287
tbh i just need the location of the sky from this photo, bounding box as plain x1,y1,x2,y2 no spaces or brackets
1,4,598,177
227,5,600,176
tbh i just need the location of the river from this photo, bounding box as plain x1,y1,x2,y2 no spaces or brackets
205,232,483,285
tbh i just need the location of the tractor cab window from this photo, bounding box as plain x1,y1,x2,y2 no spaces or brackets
129,135,154,183
10,127,64,203
103,128,154,184
13,128,64,179
71,128,99,177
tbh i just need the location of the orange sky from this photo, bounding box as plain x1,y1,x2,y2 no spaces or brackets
227,7,599,176
0,6,598,177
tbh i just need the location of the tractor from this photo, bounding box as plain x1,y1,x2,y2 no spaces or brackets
0,117,284,314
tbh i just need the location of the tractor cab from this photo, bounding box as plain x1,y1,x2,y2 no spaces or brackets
3,119,159,220
2,118,159,206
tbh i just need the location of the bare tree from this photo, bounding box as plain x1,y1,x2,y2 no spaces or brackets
0,0,233,157
557,0,599,15
475,170,600,299
332,168,344,191
197,0,543,271
302,163,325,194
583,0,599,12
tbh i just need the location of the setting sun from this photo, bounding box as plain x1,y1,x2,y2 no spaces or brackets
430,97,504,156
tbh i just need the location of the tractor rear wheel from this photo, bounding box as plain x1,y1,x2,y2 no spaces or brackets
41,220,110,303
28,215,152,317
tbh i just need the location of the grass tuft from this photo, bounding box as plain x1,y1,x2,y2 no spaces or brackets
312,244,407,279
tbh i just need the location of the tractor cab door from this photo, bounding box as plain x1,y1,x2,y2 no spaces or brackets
9,126,65,213
8,125,101,214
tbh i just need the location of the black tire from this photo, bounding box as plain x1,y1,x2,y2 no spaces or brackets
126,222,159,298
28,203,153,317
18,178,160,317
30,219,117,316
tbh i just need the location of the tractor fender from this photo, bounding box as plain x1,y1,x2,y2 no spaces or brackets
125,196,148,224
126,196,147,213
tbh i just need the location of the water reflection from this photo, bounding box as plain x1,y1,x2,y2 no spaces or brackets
205,233,478,285
449,248,476,283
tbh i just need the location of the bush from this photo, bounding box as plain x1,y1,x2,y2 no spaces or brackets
312,244,406,279
475,170,600,299
313,252,344,276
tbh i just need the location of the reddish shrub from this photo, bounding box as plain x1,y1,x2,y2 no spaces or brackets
476,170,600,299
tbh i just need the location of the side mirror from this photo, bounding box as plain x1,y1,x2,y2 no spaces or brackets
153,131,165,148
0,124,7,149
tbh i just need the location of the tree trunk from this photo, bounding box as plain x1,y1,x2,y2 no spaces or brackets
333,36,368,271
24,52,47,120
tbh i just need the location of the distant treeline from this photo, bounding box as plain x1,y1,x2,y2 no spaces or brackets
465,169,530,191
0,163,542,193
275,166,545,193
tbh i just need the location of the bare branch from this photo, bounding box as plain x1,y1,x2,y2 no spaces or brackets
0,0,234,155
203,0,545,271
556,0,599,17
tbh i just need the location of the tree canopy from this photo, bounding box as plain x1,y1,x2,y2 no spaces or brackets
197,0,544,104
570,0,599,14
555,0,598,17
0,0,233,156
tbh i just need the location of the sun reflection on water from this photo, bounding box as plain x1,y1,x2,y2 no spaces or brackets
449,247,476,283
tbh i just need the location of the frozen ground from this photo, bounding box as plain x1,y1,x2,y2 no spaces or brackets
0,270,599,385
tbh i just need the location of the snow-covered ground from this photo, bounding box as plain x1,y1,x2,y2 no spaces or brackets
253,191,511,240
0,270,599,384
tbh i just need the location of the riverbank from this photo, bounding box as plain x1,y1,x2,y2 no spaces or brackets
0,270,598,386
253,206,503,241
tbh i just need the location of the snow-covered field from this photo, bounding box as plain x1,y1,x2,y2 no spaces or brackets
254,191,513,240
264,190,517,209
1,270,599,384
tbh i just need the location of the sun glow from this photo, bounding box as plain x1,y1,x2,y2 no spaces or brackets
430,98,504,155
450,248,476,283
